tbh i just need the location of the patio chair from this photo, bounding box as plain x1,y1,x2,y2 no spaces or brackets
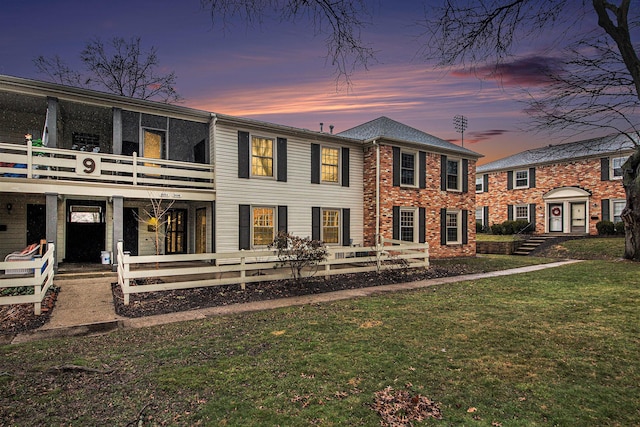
4,242,40,274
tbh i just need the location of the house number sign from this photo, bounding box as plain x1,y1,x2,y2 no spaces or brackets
76,155,101,176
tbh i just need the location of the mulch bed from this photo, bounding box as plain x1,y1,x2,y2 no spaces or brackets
111,264,476,318
0,287,59,337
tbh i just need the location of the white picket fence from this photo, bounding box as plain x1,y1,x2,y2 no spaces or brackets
117,239,429,305
0,244,56,315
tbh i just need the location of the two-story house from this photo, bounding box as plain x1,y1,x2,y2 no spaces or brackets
0,75,481,269
339,117,482,258
476,134,635,235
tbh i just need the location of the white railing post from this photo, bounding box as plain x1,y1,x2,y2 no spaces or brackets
33,257,43,315
240,250,246,290
132,152,138,185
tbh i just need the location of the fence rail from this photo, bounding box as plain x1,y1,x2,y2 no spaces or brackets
0,244,56,314
0,142,214,191
117,239,429,305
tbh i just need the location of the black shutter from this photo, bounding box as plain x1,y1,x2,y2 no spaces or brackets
462,210,468,244
419,151,427,189
440,155,447,191
312,207,321,240
238,131,250,178
342,208,350,246
392,206,400,240
483,173,489,192
483,206,489,229
602,199,610,221
462,158,469,193
341,147,350,187
311,144,320,184
278,205,288,233
507,171,513,190
529,167,536,188
529,203,536,231
277,138,287,182
418,207,426,243
601,157,610,181
239,204,251,250
507,205,514,221
393,147,401,187
440,208,447,245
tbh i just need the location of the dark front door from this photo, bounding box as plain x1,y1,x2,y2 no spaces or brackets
165,209,187,254
27,204,46,245
124,207,139,256
65,200,106,263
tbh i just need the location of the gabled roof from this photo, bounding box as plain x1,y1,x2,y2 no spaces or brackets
338,116,482,158
477,133,638,173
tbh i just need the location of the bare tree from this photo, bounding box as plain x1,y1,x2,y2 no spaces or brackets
134,198,176,260
421,0,640,260
34,37,181,103
200,0,375,85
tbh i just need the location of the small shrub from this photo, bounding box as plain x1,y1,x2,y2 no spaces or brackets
596,220,615,235
490,223,504,235
501,220,516,235
269,231,328,282
615,221,626,235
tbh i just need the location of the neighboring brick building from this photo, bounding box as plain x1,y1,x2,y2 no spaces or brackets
476,134,635,235
339,117,482,258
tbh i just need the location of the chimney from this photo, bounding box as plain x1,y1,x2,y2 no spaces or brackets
320,122,324,132
329,125,334,134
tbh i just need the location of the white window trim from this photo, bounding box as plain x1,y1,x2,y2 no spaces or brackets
399,207,419,243
251,205,276,248
611,156,628,180
250,134,276,179
320,145,341,185
475,175,484,193
400,149,418,188
514,169,529,189
514,204,530,221
445,209,462,245
321,208,341,245
446,158,462,192
611,199,626,223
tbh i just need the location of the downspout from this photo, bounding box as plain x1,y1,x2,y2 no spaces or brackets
374,140,380,246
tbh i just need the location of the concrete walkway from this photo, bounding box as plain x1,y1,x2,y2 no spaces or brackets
9,260,582,344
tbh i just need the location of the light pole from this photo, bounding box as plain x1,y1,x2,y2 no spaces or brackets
453,115,468,147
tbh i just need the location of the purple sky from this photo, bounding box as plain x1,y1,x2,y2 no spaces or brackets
0,0,615,164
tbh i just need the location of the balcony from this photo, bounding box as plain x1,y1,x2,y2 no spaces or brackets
0,142,215,196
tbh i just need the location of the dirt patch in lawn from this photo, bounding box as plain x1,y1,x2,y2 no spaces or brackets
112,264,476,318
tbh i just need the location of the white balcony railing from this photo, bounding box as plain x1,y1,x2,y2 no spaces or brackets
0,142,214,191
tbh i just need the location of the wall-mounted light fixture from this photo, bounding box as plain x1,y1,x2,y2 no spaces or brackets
6,203,12,214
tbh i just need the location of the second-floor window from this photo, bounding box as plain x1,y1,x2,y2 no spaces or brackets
514,170,529,188
401,151,416,186
251,136,274,177
321,147,340,183
612,156,628,179
446,159,460,191
476,175,484,192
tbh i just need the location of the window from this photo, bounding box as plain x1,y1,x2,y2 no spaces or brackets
400,208,416,242
515,205,529,221
251,136,274,177
612,156,628,179
321,147,339,183
613,200,625,223
322,209,340,244
514,170,529,188
446,211,461,244
446,158,460,190
69,206,102,223
253,207,275,246
475,207,483,225
476,175,484,192
401,151,416,186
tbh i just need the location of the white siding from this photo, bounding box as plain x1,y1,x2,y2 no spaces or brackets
214,123,364,254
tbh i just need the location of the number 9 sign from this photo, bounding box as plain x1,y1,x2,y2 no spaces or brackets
76,155,101,176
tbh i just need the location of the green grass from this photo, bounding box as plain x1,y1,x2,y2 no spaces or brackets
2,259,639,426
559,237,625,259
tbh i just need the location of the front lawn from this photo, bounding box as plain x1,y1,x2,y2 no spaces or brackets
1,260,639,426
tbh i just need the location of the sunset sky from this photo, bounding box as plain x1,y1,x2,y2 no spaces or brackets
0,0,620,164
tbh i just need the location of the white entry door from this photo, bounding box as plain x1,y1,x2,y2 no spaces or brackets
549,204,563,232
571,203,587,233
